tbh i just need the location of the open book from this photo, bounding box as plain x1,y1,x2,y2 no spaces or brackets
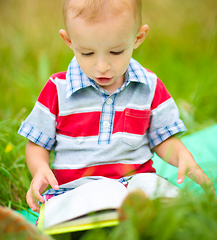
37,173,180,235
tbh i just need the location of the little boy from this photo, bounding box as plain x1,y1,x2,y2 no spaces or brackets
18,0,213,212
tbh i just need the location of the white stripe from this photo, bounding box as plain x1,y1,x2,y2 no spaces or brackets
55,77,67,84
49,77,55,84
49,77,56,84
59,106,103,115
60,104,150,115
52,158,150,169
115,104,150,111
52,163,90,169
56,130,147,143
35,102,56,120
151,98,174,115
56,133,98,143
112,132,147,141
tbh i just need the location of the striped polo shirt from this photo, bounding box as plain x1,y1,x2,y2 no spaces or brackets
18,57,186,187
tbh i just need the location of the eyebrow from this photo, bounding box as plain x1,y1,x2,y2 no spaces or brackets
112,43,128,49
75,43,129,52
75,46,93,51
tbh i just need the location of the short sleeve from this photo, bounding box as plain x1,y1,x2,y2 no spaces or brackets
148,78,187,148
18,78,58,150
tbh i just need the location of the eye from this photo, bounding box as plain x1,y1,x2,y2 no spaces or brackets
81,52,94,56
110,50,124,55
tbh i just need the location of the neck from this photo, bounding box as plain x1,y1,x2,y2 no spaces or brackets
103,75,125,94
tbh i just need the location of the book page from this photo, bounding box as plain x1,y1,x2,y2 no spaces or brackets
127,173,180,199
43,179,128,229
45,211,119,235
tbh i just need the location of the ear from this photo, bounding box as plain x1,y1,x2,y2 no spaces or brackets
134,24,149,49
59,29,73,49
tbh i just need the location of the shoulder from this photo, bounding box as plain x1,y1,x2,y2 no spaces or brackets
130,59,172,107
42,71,67,90
129,58,156,78
130,59,169,89
39,71,67,99
129,58,158,89
49,71,67,82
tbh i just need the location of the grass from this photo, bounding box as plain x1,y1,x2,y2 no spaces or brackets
0,0,217,237
0,116,30,210
80,189,217,240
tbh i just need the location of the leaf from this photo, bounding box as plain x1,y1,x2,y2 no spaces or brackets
0,166,12,178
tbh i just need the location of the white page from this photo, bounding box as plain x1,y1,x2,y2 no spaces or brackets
43,179,128,229
127,173,180,199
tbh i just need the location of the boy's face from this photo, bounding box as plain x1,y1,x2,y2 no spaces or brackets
60,13,148,93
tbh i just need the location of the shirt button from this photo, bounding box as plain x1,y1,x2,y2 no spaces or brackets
103,121,110,128
106,98,113,105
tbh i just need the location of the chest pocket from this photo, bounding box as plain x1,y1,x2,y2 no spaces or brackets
122,108,151,148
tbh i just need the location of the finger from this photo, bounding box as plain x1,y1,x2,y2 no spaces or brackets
45,171,59,190
177,162,187,184
177,176,185,184
33,188,45,203
30,179,46,203
26,189,40,213
190,170,215,194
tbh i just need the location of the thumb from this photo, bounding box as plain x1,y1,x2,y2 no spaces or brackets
45,171,59,190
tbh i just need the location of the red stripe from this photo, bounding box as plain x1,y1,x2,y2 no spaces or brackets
38,80,59,115
57,108,151,137
52,160,156,185
113,108,151,135
151,78,171,110
145,68,154,74
57,112,100,137
50,71,67,80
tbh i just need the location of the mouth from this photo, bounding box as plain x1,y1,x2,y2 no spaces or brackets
95,77,113,84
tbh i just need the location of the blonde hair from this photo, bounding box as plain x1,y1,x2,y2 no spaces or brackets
63,0,142,29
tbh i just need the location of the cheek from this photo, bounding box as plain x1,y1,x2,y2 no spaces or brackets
119,61,129,74
75,56,92,74
117,54,132,74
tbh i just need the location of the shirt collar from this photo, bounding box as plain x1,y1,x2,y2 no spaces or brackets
66,57,94,98
66,57,150,98
126,58,150,88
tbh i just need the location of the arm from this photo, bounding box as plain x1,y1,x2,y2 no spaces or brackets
153,136,214,193
25,140,59,212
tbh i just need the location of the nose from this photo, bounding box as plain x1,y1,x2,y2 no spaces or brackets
95,57,111,73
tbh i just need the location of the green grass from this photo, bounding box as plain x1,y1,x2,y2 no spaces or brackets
0,0,217,235
0,117,30,209
80,190,217,240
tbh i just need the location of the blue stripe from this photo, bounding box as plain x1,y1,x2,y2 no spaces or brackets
35,132,42,144
129,63,140,82
164,126,173,137
26,126,33,138
174,121,181,132
156,131,163,142
43,137,53,149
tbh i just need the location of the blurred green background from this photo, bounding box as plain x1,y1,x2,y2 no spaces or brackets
0,0,216,209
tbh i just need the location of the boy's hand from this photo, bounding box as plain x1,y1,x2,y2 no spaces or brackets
153,136,215,195
26,168,59,213
177,153,215,194
25,141,59,212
